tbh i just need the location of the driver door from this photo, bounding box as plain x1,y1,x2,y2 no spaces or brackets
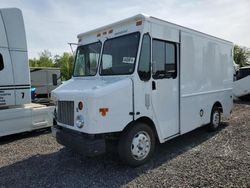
151,39,180,139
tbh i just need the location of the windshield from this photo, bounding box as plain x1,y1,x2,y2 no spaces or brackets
73,42,101,76
100,32,140,75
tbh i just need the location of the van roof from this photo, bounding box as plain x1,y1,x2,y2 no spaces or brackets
77,13,232,44
77,14,148,38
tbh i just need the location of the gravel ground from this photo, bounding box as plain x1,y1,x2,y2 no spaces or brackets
0,102,250,188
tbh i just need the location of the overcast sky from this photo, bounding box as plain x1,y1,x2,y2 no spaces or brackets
1,0,250,58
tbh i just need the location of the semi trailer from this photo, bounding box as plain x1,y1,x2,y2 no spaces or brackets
0,8,54,137
30,67,61,102
52,14,234,166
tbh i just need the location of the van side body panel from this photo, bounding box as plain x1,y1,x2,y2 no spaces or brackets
180,31,233,134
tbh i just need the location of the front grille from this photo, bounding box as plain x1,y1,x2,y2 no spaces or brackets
57,101,74,126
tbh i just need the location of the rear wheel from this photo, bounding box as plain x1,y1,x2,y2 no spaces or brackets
118,122,155,166
208,106,221,131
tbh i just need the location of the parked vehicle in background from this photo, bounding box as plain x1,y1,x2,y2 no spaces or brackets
30,67,61,102
0,8,54,137
236,66,250,80
52,14,234,166
233,66,250,100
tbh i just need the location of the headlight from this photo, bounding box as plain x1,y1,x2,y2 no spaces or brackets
75,115,84,128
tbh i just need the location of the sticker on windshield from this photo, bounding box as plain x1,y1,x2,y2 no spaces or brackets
122,57,135,64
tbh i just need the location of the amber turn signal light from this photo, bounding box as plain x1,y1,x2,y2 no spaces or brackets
99,108,109,116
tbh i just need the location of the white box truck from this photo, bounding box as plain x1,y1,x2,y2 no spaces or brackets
30,67,61,100
0,8,54,137
52,14,234,166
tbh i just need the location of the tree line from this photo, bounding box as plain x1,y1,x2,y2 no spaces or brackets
29,50,74,81
233,45,250,67
29,45,250,81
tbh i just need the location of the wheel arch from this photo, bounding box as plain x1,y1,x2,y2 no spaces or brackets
123,116,160,143
209,101,223,131
212,101,223,113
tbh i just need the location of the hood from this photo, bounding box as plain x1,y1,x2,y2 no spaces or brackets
52,77,132,99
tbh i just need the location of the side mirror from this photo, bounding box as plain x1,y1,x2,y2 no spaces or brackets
52,74,58,86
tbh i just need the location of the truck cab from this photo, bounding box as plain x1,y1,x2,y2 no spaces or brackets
0,8,30,107
52,14,233,166
0,8,54,137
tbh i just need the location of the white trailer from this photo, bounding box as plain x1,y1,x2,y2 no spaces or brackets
52,14,234,166
233,66,250,100
30,67,61,99
0,8,54,137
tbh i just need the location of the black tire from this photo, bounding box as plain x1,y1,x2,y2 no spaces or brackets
118,122,155,167
208,106,221,131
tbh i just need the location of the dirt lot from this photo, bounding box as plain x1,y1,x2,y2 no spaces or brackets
0,102,250,188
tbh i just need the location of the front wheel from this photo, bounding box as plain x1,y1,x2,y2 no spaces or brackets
208,106,221,131
118,122,155,166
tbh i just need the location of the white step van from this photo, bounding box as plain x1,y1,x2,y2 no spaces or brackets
52,14,234,166
0,8,54,137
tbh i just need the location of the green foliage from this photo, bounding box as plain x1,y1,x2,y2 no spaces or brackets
54,52,74,80
234,45,250,67
29,50,74,81
29,50,53,67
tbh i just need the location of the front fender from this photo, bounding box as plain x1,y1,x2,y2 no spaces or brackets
84,78,134,134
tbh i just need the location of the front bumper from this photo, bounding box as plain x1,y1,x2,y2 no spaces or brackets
52,125,106,156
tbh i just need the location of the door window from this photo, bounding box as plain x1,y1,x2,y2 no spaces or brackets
0,53,4,71
138,34,151,81
152,39,177,79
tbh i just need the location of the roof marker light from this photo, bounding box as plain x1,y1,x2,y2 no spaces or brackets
136,20,142,26
108,29,113,34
